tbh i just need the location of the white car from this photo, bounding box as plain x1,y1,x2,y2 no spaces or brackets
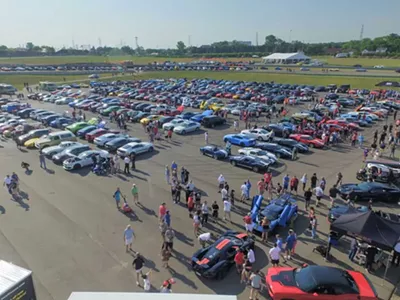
238,147,278,164
162,119,186,130
94,133,128,147
41,141,81,157
241,129,273,141
374,65,384,69
63,150,109,170
55,97,74,105
173,121,201,134
117,142,154,157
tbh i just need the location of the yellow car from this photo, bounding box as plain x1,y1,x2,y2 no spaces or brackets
88,117,100,125
24,137,41,148
232,95,240,99
200,101,209,110
140,115,160,125
210,103,225,112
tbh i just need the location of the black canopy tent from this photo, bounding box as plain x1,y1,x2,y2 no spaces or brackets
375,81,400,88
330,210,400,251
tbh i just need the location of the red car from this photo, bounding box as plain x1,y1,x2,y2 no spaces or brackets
266,265,378,300
327,119,360,131
289,134,325,148
80,101,97,110
85,128,108,142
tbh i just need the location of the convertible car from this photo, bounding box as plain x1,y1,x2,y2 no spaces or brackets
191,231,255,279
199,145,229,160
250,194,298,235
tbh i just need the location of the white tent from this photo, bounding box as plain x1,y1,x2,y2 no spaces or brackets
262,51,310,64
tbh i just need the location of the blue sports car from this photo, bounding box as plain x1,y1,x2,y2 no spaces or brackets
229,155,271,173
177,111,200,120
50,117,74,129
190,110,213,122
255,142,292,159
250,194,298,235
223,134,256,147
200,145,229,160
191,231,255,279
76,125,97,138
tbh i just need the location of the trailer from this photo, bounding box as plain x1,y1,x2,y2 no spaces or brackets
0,260,36,300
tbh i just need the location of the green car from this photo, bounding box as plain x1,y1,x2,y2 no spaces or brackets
66,122,90,134
101,105,121,116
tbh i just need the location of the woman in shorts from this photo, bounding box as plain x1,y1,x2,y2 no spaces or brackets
193,211,201,236
261,217,270,243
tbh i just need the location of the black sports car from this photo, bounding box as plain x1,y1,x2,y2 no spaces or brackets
338,182,400,203
229,155,271,173
104,137,141,152
199,145,228,160
192,231,255,279
328,204,368,223
255,142,292,159
273,138,309,153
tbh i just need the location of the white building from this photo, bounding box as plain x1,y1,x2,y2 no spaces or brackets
261,51,310,64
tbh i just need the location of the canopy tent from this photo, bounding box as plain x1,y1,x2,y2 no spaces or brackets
262,51,311,64
330,210,400,251
375,81,400,88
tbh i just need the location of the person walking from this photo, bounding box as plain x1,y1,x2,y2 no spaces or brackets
113,154,120,173
204,131,209,144
240,181,248,202
314,186,324,207
124,156,131,174
113,187,122,209
131,183,139,205
310,173,318,189
161,247,171,268
269,243,281,267
329,184,338,208
217,174,225,192
159,203,167,222
390,143,396,158
193,211,201,236
310,216,317,239
164,210,171,227
163,227,175,251
165,165,170,185
201,201,209,225
159,221,168,242
290,175,299,195
223,198,231,222
300,173,307,191
348,237,358,262
132,253,145,286
249,270,262,300
39,151,46,169
211,200,219,222
124,224,135,252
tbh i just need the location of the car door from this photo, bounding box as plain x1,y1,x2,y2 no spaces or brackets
240,158,252,169
369,187,386,201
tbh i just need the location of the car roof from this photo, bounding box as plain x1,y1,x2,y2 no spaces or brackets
301,266,352,287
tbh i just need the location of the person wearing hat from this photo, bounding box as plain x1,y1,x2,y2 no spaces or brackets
124,224,135,252
131,183,139,205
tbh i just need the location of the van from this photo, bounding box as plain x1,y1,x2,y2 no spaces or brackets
35,130,77,149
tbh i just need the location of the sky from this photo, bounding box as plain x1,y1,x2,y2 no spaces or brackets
1,0,399,49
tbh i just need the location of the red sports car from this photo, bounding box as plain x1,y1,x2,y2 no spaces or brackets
327,119,360,131
289,134,325,148
85,128,108,142
266,265,378,300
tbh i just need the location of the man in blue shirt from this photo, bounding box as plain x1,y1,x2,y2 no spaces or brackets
285,229,296,260
283,174,290,192
276,234,286,262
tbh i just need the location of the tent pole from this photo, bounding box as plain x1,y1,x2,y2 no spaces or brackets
382,253,390,286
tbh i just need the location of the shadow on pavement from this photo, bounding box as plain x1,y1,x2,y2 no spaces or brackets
45,168,55,174
70,167,91,177
174,229,194,247
0,205,5,214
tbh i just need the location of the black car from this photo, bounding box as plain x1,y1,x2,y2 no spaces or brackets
104,137,141,152
263,125,289,138
255,142,292,159
273,138,309,153
16,108,35,118
338,182,400,202
229,155,271,173
201,115,226,128
143,105,157,113
191,231,255,279
158,116,175,127
131,112,149,123
135,103,152,111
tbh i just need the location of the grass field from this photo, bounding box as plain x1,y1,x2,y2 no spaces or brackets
0,70,398,91
314,56,400,68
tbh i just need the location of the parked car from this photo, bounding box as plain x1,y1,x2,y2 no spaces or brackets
241,128,273,141
116,142,154,157
289,134,325,148
52,144,91,164
173,121,201,134
338,182,400,203
223,134,256,147
199,145,229,160
63,150,110,170
255,143,292,159
237,147,277,164
201,115,226,128
104,137,141,152
229,155,271,173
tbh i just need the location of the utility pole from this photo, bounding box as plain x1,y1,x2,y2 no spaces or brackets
360,24,364,40
135,37,139,49
98,38,102,48
256,32,259,47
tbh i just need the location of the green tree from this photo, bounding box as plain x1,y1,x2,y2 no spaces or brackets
26,42,34,50
176,41,186,54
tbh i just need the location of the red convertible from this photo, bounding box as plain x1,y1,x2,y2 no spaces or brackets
289,134,325,148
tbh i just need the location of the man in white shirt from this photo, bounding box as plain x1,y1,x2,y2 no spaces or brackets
198,232,212,248
240,182,248,202
218,174,225,192
269,243,281,267
223,199,231,221
313,186,324,207
3,175,11,188
123,156,131,174
247,248,256,264
221,187,228,200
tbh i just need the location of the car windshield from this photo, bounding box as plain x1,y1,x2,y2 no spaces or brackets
293,267,316,292
257,150,268,156
259,129,268,134
357,182,372,191
261,209,279,220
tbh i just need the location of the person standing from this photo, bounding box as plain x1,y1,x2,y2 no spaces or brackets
3,175,11,193
211,200,219,222
348,237,358,262
193,211,201,236
310,173,318,189
204,131,209,144
336,172,343,186
131,183,139,205
124,156,130,174
243,213,253,234
300,173,307,191
269,243,281,267
113,154,120,173
282,174,290,192
161,247,171,268
201,201,209,225
240,181,248,202
390,143,396,158
165,165,170,185
223,199,231,222
234,249,245,274
124,224,135,252
198,232,212,248
164,210,171,227
39,151,46,169
130,153,136,170
310,216,317,239
132,253,145,286
159,203,167,221
285,229,296,260
290,175,299,195
247,247,256,266
329,184,338,208
246,179,252,199
217,174,225,192
391,239,400,267
164,227,175,251
257,178,266,195
249,270,262,300
313,186,324,207
113,187,122,209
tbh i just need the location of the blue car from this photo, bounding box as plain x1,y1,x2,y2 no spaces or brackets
76,125,97,138
250,194,298,235
200,145,228,160
177,111,200,120
229,155,271,173
328,204,368,223
190,110,213,122
223,134,256,147
50,117,74,128
340,114,372,124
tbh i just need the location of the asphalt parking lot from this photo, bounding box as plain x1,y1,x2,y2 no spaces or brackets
1,93,399,300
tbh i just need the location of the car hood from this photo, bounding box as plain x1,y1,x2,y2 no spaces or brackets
267,268,303,296
24,138,39,145
35,137,51,144
338,183,360,193
42,145,62,153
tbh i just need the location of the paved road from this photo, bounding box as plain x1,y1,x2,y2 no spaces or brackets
0,98,399,299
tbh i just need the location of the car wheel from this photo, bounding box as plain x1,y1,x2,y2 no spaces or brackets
74,164,81,170
223,138,228,143
253,166,259,172
213,154,218,159
257,136,263,141
240,142,245,147
231,161,236,166
181,130,186,135
148,147,154,152
309,143,314,148
276,153,281,158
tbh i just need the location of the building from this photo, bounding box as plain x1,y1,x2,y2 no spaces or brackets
68,293,237,300
261,51,310,64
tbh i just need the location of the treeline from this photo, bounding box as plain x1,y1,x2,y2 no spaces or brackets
1,34,400,59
